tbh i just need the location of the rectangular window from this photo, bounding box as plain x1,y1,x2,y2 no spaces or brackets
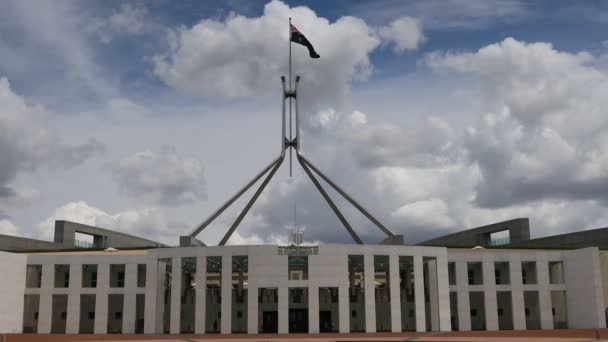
180,257,196,333
23,294,40,333
232,256,248,333
348,255,365,332
288,288,309,333
110,264,125,288
448,262,456,285
400,256,415,331
467,262,483,285
469,292,485,330
548,262,564,284
137,264,146,287
374,255,391,332
54,265,70,288
25,265,42,288
258,288,278,333
494,262,510,285
79,294,95,334
82,264,97,288
107,294,123,333
288,255,308,280
319,287,339,333
522,262,538,285
206,256,222,334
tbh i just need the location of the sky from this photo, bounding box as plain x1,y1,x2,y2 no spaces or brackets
2,0,608,246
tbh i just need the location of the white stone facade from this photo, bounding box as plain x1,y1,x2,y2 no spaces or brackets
0,244,605,334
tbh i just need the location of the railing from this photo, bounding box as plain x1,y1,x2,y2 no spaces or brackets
489,237,510,246
74,239,94,248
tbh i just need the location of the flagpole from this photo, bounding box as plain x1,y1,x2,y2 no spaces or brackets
288,17,293,177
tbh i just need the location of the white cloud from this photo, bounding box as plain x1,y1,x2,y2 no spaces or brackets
391,198,454,229
0,77,104,199
426,38,608,208
379,17,424,52
153,0,423,106
38,201,184,245
111,146,206,206
0,219,19,236
88,3,149,43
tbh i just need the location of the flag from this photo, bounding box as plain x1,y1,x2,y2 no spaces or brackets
290,24,320,58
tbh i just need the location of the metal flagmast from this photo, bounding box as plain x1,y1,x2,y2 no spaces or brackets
180,19,401,247
288,17,293,177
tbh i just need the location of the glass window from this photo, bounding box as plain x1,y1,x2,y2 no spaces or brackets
348,255,365,332
448,262,456,286
232,256,248,333
494,262,510,285
180,257,196,333
82,265,97,288
54,265,70,288
137,264,146,288
374,255,391,332
467,262,483,285
548,262,564,284
522,262,538,285
110,264,125,288
288,256,308,280
400,256,415,331
26,265,42,288
206,256,222,334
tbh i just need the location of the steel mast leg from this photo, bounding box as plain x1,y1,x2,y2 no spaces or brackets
187,156,282,239
300,155,395,238
218,154,285,246
297,154,363,244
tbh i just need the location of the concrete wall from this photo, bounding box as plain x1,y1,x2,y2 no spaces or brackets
0,251,27,333
563,247,606,328
54,221,164,249
0,234,61,252
9,244,608,334
419,218,530,248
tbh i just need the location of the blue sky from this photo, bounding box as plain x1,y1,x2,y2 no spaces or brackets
1,0,608,245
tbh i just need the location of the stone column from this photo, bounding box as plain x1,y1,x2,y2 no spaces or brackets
37,263,54,333
247,286,258,334
482,259,498,331
221,255,232,334
195,256,206,334
66,263,82,333
455,260,471,331
436,252,452,332
389,254,402,332
509,256,526,330
364,254,376,333
143,258,158,334
414,255,426,332
170,257,182,334
339,286,349,333
308,285,319,333
94,263,109,334
122,263,137,333
536,260,553,329
278,286,288,333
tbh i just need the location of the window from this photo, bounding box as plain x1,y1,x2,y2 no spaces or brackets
110,264,125,288
448,262,456,285
494,262,510,285
548,262,564,284
522,262,538,284
26,265,42,288
137,264,146,287
467,262,483,285
88,312,95,320
288,256,308,280
54,265,70,288
82,264,99,288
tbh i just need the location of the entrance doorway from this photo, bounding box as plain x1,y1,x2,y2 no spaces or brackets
262,311,278,333
289,309,308,333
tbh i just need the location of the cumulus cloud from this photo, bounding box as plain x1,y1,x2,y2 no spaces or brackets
111,145,206,206
88,3,149,43
38,201,185,244
153,1,423,107
379,17,425,52
0,219,19,236
0,77,104,198
426,37,608,208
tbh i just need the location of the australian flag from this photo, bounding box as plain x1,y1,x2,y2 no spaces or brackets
290,24,320,58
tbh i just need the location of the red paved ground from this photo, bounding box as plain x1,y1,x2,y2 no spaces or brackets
2,329,608,342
